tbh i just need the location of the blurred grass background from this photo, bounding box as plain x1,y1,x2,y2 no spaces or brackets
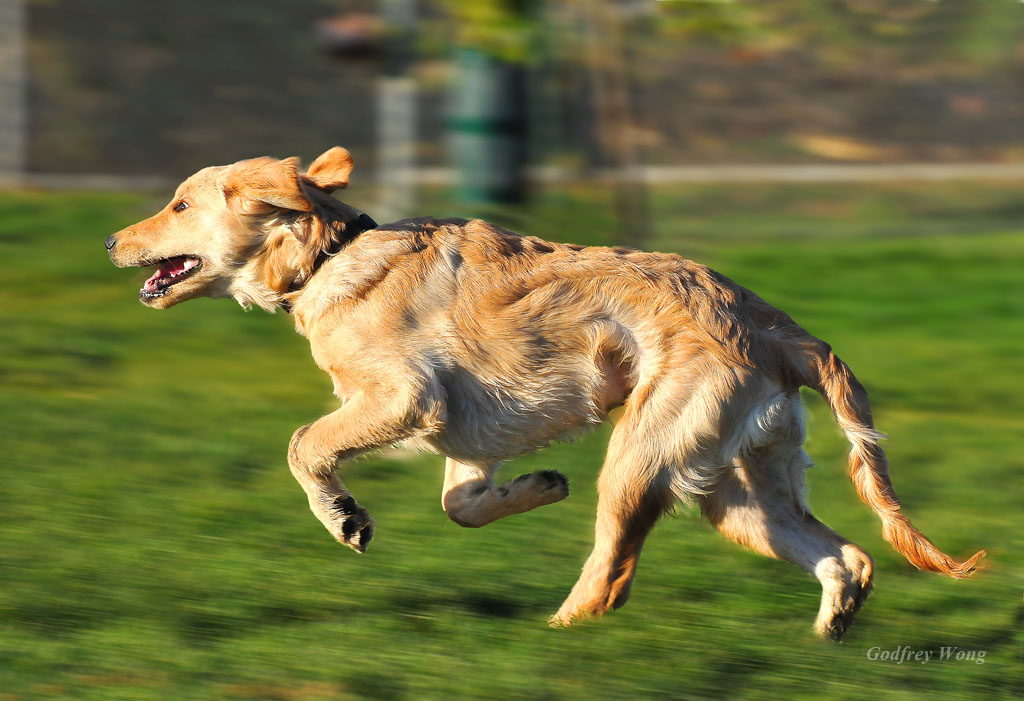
0,182,1021,700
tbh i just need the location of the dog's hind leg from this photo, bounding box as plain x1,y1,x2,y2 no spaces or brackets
549,412,673,626
700,444,874,641
441,458,569,528
288,387,443,553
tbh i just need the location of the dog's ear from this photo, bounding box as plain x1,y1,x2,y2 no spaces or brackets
223,157,312,215
302,147,354,193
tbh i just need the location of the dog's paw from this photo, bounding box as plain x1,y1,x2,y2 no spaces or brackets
818,602,857,642
814,570,873,642
538,470,570,504
548,605,598,629
328,495,375,554
548,611,577,628
537,469,569,492
511,469,569,505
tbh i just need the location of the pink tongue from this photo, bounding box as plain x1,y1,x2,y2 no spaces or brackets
143,258,187,291
160,258,187,276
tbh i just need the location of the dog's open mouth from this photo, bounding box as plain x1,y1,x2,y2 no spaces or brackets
139,256,202,298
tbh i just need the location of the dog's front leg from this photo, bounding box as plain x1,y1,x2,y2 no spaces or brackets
287,390,428,553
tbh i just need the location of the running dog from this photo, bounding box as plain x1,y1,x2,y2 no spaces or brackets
105,147,984,639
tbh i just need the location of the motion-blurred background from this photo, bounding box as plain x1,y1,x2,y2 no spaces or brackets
1,2,1021,699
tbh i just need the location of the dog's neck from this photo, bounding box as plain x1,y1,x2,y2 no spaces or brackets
281,212,377,312
227,210,378,314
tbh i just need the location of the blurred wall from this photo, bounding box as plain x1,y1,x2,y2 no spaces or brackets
20,0,1024,178
27,0,378,177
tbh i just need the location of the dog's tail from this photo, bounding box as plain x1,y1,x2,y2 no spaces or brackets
791,335,985,578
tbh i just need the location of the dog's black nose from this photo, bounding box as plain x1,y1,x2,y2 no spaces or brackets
104,235,117,251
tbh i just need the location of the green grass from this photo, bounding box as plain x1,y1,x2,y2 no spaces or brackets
0,182,1020,700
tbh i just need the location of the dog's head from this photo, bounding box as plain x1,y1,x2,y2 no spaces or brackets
106,146,372,311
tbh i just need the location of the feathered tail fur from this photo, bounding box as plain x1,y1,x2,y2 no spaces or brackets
793,337,985,577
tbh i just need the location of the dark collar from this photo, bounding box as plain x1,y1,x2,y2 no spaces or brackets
280,211,378,314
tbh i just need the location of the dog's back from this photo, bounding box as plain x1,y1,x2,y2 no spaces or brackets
292,217,793,462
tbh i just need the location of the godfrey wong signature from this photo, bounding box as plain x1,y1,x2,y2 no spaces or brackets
866,645,987,665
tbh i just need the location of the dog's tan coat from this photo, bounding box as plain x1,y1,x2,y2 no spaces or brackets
108,147,984,639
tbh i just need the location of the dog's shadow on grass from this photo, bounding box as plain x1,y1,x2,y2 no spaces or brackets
390,588,550,620
916,598,1023,661
455,592,530,618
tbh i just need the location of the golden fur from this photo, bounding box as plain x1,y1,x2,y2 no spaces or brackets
107,147,985,640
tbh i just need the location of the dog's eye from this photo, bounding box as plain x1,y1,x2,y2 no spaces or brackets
172,200,190,213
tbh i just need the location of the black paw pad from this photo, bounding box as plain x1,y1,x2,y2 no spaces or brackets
332,495,357,516
538,470,568,489
341,517,359,541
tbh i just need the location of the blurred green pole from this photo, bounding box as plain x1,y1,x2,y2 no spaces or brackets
447,1,532,205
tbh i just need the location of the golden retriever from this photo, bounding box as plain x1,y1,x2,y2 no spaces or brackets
106,147,984,639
